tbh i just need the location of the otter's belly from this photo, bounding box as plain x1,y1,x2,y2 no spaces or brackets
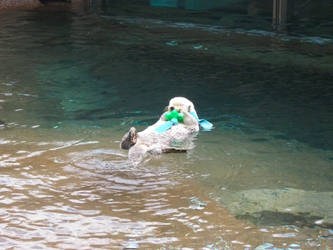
138,123,198,150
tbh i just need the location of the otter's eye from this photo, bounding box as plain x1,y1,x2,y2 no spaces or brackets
188,106,191,112
170,107,174,111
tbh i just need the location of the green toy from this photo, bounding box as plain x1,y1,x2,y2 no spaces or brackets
165,110,184,122
156,109,213,133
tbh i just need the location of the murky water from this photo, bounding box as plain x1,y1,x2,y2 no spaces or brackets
0,2,333,249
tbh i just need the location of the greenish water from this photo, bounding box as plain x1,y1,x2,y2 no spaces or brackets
0,2,332,249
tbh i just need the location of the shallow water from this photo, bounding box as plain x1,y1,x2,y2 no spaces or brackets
0,2,333,249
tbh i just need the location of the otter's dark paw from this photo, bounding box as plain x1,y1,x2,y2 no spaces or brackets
120,127,137,150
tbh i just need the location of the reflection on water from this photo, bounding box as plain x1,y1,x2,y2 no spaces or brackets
0,1,332,249
0,130,331,248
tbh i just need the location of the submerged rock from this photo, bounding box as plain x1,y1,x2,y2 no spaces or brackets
219,188,333,227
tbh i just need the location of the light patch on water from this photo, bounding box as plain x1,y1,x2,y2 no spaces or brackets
17,93,38,98
74,140,99,146
0,139,15,144
49,140,83,151
272,233,296,238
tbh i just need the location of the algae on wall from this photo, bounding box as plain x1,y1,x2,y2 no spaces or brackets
0,0,40,9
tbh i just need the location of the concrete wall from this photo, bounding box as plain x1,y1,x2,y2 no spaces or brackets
0,0,41,10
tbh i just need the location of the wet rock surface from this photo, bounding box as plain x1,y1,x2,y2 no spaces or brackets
220,188,333,227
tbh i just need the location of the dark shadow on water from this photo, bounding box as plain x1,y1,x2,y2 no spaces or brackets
272,134,290,140
251,138,269,142
237,211,329,228
96,0,333,39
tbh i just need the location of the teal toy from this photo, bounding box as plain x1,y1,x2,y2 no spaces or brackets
189,112,213,131
165,110,184,123
155,110,184,133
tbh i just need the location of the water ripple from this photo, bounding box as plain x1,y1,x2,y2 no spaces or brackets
0,6,332,249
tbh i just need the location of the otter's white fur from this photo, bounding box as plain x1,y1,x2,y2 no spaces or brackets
120,97,199,164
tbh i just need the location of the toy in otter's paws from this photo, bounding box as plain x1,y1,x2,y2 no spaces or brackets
156,109,213,133
165,110,184,122
155,110,185,133
120,97,213,165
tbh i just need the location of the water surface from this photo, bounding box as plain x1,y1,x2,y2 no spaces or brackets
0,2,332,249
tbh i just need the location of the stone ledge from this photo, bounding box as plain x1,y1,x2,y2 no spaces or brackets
220,188,333,227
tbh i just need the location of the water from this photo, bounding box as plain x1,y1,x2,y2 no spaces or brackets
0,2,333,249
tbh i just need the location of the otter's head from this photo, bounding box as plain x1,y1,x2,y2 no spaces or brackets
167,97,196,114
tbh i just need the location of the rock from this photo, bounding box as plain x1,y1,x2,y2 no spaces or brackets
219,188,333,227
